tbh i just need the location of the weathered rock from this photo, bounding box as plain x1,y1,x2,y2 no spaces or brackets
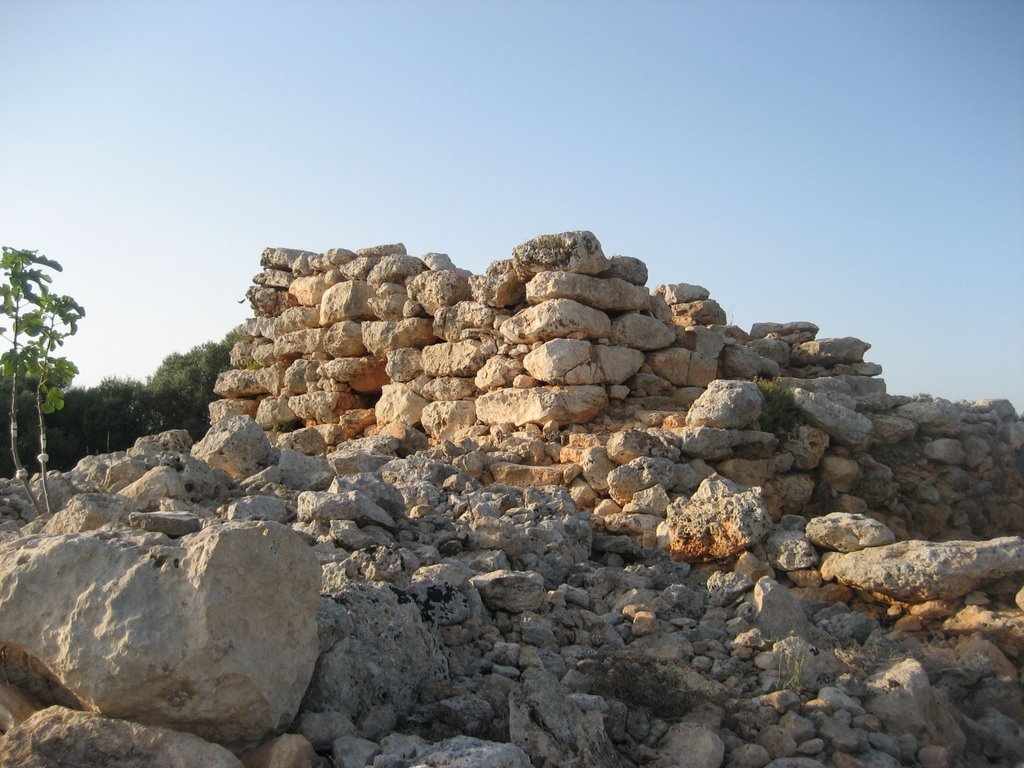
470,569,546,613
391,735,532,768
304,574,449,722
526,270,649,312
865,658,965,755
820,537,1024,601
421,340,488,377
192,415,274,479
366,253,426,285
43,493,138,533
376,383,429,427
406,269,472,314
508,667,619,768
792,388,873,446
476,387,607,426
0,706,243,768
765,529,818,571
789,337,871,366
686,379,763,430
362,318,436,357
652,722,725,768
659,474,772,561
128,510,202,537
607,456,680,506
609,312,676,350
523,339,643,386
500,299,611,344
421,400,478,441
241,733,318,768
512,230,609,278
214,368,280,398
804,512,895,552
0,523,321,750
895,398,962,436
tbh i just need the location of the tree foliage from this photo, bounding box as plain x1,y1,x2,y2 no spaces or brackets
0,329,241,476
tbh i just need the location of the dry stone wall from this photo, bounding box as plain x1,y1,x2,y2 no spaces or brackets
213,231,1024,546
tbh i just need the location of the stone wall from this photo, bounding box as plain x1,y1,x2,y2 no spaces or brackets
212,231,1024,543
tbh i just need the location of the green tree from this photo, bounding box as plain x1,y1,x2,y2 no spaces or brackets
146,328,242,439
0,247,84,514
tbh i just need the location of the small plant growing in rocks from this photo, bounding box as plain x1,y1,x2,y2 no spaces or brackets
755,377,799,434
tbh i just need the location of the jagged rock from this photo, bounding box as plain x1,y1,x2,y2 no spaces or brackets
362,318,436,357
607,456,680,506
387,735,532,768
500,298,611,344
820,537,1024,601
128,510,202,537
686,380,763,430
214,368,279,398
655,283,710,304
789,337,871,366
470,569,546,613
865,658,965,755
304,574,449,722
523,339,643,386
525,270,649,312
765,529,818,571
43,493,138,533
0,706,243,768
476,386,608,426
406,269,472,314
609,312,676,350
508,667,620,768
0,522,321,751
804,512,895,552
192,415,274,479
511,230,609,278
895,398,962,436
659,475,772,561
224,494,294,522
421,340,489,377
792,388,873,447
652,722,724,768
376,383,429,427
241,733,318,768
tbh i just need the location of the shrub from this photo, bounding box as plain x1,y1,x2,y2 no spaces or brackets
755,377,799,434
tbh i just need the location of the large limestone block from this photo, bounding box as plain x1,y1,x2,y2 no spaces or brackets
214,368,279,398
511,230,609,278
362,318,437,357
289,391,351,423
894,398,963,436
273,328,324,360
525,270,649,312
499,299,611,344
470,260,526,308
272,305,319,336
406,269,472,314
601,255,648,285
421,340,489,377
323,320,367,357
288,274,331,307
0,523,321,751
0,706,244,768
304,574,449,721
523,339,644,386
609,312,676,350
749,321,819,344
792,387,873,446
686,379,763,430
421,400,478,441
320,356,389,393
475,386,608,426
433,301,496,341
804,512,895,552
376,383,429,426
43,493,137,534
790,336,871,366
192,415,274,479
319,281,375,324
508,668,620,768
820,537,1024,602
658,475,772,561
366,253,426,285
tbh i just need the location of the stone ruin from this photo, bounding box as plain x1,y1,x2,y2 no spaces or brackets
0,231,1022,767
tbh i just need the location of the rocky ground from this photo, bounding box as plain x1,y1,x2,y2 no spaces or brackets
0,231,1022,767
0,413,1021,768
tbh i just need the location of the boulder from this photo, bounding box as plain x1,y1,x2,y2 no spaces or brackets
376,384,429,427
609,312,676,350
865,658,965,755
475,387,608,426
789,337,871,366
192,415,274,479
508,668,619,768
469,569,546,613
525,270,649,312
820,537,1024,602
421,340,488,377
421,401,478,441
511,230,609,278
686,379,763,430
303,574,449,722
0,706,243,768
658,475,772,561
499,299,611,344
43,493,137,533
804,512,895,552
406,269,472,314
792,388,873,446
523,339,644,386
0,522,321,751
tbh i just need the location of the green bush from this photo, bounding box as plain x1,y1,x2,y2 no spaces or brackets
755,377,799,434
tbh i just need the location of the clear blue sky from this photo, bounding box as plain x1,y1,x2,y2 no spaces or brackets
2,1,1022,408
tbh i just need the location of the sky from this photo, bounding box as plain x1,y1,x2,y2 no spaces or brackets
1,1,1022,408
